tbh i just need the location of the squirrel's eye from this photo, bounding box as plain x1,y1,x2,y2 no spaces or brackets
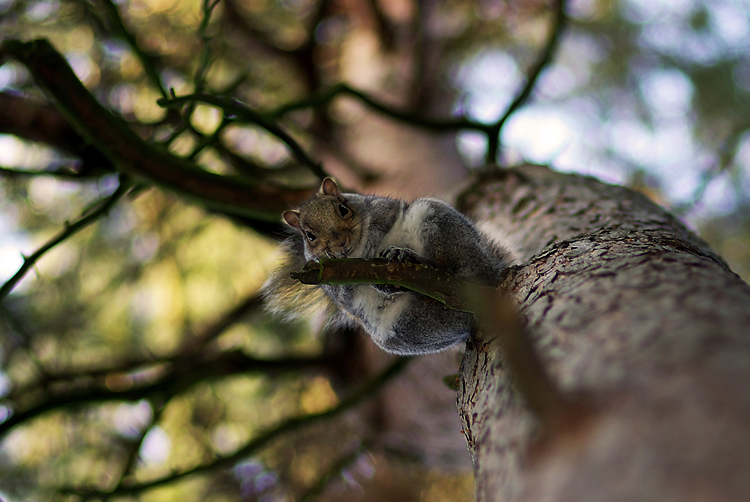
305,231,316,242
338,205,350,217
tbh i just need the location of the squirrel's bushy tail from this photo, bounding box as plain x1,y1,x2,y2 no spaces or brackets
262,236,334,323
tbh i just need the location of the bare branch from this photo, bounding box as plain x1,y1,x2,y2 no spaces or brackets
96,0,168,98
487,0,569,163
0,165,98,179
1,39,315,220
0,350,334,439
0,179,132,301
292,258,474,311
158,93,328,179
58,357,410,498
9,292,263,397
193,0,223,92
293,258,571,424
0,92,114,175
267,83,487,133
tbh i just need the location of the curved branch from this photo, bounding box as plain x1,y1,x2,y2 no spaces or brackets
58,357,410,498
1,39,314,220
487,0,568,162
10,293,263,399
0,350,334,439
269,83,487,132
0,92,114,175
98,0,168,98
0,179,131,301
158,93,327,179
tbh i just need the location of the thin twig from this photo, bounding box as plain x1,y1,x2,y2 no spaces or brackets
0,165,95,179
8,291,262,399
299,440,370,502
193,0,222,92
0,350,333,439
180,291,264,354
487,0,568,164
0,180,131,301
159,93,327,179
103,397,171,501
97,0,168,98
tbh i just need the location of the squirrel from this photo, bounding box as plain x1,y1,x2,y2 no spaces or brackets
263,177,512,355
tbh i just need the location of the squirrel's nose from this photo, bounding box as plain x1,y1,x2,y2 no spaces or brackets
331,231,346,248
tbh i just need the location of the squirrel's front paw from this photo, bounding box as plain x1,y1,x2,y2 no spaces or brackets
380,247,418,263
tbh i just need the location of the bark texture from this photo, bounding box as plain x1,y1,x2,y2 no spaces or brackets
456,165,750,501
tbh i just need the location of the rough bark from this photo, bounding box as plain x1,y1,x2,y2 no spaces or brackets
456,165,750,501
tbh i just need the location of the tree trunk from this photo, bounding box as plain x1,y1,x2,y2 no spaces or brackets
456,165,750,502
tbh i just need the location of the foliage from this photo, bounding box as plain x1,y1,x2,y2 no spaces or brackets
0,0,749,501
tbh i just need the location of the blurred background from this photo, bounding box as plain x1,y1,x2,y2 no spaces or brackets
0,0,749,501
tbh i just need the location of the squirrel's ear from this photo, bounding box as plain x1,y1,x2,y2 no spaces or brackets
320,177,340,196
283,210,302,229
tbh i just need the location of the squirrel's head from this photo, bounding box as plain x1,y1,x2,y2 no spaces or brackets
283,177,363,260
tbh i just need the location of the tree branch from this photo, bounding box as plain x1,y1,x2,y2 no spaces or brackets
487,0,568,163
0,350,334,440
0,179,132,301
292,258,474,311
156,0,566,172
158,92,328,179
294,258,571,424
1,38,315,220
58,357,410,498
0,165,98,179
0,92,114,175
97,0,168,98
9,292,263,398
267,83,487,133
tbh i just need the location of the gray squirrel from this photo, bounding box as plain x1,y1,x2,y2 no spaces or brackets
264,177,511,355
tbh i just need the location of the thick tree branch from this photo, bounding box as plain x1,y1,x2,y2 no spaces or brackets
0,92,114,175
293,258,570,424
1,39,315,220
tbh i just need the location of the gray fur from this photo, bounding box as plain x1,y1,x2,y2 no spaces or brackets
271,179,512,355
